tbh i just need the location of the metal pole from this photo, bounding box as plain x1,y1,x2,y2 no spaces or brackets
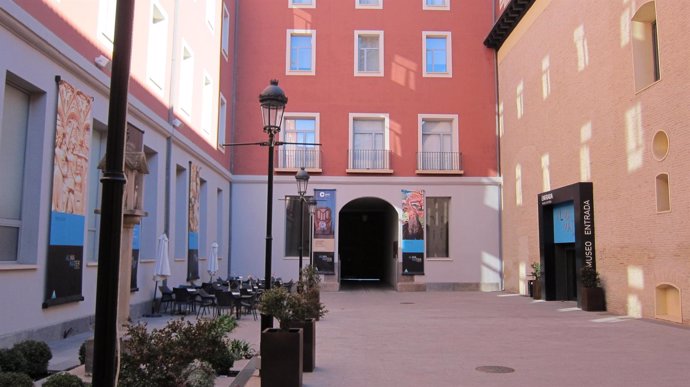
261,132,276,333
298,196,304,282
92,1,135,386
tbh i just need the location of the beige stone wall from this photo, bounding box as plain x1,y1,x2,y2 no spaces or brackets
497,0,690,324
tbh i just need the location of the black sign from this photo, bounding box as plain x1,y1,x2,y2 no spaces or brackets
313,252,335,274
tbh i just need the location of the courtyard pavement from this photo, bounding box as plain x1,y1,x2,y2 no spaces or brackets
47,289,690,386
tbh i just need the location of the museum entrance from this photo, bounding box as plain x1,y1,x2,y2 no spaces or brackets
338,197,397,289
552,243,577,300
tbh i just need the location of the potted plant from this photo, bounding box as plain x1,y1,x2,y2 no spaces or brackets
530,262,542,299
258,286,303,387
288,270,328,373
579,265,606,311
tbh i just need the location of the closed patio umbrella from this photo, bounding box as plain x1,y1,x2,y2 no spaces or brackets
148,233,171,316
208,241,219,282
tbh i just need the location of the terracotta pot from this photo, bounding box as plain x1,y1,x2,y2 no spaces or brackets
260,328,303,387
287,319,316,372
532,279,542,300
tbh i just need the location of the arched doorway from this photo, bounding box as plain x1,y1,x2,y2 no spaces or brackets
338,197,398,289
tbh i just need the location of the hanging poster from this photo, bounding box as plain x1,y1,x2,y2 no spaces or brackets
187,162,201,282
44,80,91,308
401,189,425,275
131,224,140,291
313,189,336,274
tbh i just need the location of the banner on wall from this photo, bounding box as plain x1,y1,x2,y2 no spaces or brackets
187,162,201,282
401,189,425,275
313,189,336,274
131,224,140,291
43,80,92,308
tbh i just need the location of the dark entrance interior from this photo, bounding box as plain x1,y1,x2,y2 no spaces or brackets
553,244,577,300
338,197,397,289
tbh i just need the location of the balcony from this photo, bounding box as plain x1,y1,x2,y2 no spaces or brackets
416,152,463,174
347,149,392,173
276,148,321,171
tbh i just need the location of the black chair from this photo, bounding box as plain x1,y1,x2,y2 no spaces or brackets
215,291,235,317
172,287,194,314
240,293,258,321
158,285,174,313
195,288,216,318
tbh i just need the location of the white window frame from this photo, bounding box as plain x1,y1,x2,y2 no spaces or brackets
417,114,459,172
201,72,213,135
178,41,194,118
205,0,215,32
356,0,383,9
279,113,321,170
348,113,391,172
289,0,316,8
218,93,227,151
354,30,384,77
422,31,452,78
286,29,316,76
423,0,450,11
146,1,168,93
221,3,230,59
97,0,117,50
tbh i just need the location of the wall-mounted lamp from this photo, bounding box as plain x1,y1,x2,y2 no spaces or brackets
94,55,111,70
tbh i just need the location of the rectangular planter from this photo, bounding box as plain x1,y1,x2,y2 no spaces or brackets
260,328,303,387
287,319,316,372
579,287,606,311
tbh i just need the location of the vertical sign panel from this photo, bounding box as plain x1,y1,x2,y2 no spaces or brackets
187,162,201,282
402,189,425,275
44,80,91,308
313,189,335,274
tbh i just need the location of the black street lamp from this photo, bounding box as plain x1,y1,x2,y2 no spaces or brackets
295,167,310,281
307,197,318,266
259,80,288,333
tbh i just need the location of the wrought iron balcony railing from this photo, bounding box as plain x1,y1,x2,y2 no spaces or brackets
417,151,462,171
277,148,321,169
348,149,390,170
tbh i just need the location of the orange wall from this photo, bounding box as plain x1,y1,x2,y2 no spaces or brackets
233,0,497,177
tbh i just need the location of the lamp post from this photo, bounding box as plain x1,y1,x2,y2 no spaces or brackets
259,80,288,333
295,167,310,281
307,197,318,267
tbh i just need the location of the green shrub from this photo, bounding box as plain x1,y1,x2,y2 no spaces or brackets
13,339,52,378
181,359,215,387
0,372,33,387
78,341,86,365
0,348,27,373
119,314,238,385
229,339,256,361
43,372,86,387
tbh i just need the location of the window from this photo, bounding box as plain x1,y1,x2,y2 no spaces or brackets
289,0,315,8
418,114,460,171
286,30,316,75
146,2,168,91
656,173,670,212
348,114,390,171
221,4,230,58
426,197,449,258
355,31,384,76
86,126,107,262
0,84,29,261
423,32,452,77
280,114,320,169
218,93,227,149
179,43,194,117
356,0,382,9
423,0,450,11
97,0,117,49
216,188,224,256
205,0,215,31
201,73,213,134
285,196,311,257
631,1,660,90
199,179,208,258
140,148,159,260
